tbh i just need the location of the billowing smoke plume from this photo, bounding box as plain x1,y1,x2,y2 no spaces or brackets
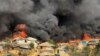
53,0,100,41
0,0,58,41
0,0,100,41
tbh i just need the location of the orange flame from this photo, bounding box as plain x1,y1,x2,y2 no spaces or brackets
83,33,91,41
12,24,27,40
12,31,27,40
19,31,27,38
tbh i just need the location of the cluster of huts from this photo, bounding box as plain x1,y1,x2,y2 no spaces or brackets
0,33,99,56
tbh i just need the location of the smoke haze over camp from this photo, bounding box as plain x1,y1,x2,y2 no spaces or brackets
0,0,100,41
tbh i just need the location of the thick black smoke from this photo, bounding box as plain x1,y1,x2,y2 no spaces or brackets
0,0,100,41
53,0,100,41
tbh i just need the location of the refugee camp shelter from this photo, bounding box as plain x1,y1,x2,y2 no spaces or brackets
38,42,55,56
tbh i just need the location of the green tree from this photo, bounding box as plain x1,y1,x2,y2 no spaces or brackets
30,43,34,49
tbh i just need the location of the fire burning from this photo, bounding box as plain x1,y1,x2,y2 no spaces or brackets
12,24,27,40
83,33,91,41
0,0,100,42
